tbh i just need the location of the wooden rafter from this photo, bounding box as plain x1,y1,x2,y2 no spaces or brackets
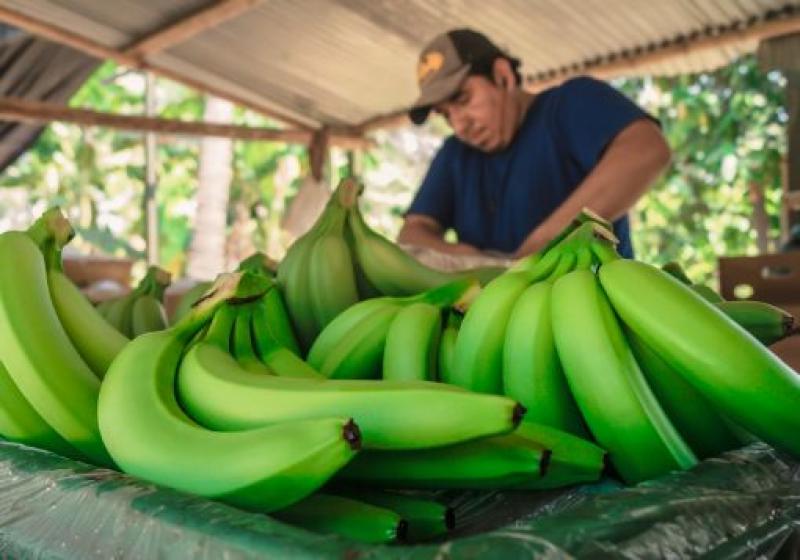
0,4,319,132
124,0,264,59
0,97,369,149
358,11,800,133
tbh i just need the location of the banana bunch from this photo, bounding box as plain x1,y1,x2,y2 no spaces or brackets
0,208,114,465
177,280,523,451
98,265,171,337
98,271,362,513
307,277,479,381
597,249,800,460
277,178,506,353
661,261,796,345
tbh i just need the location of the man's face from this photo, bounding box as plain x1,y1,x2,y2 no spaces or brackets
434,76,508,152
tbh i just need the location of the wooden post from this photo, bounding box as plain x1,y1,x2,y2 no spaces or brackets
143,72,159,265
308,128,329,183
748,181,770,254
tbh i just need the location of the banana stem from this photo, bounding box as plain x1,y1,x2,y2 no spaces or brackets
26,207,75,249
590,240,620,265
416,277,478,308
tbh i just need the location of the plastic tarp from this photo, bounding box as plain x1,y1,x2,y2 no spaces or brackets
0,440,798,559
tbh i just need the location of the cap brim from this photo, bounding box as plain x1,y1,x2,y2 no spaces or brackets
407,66,470,125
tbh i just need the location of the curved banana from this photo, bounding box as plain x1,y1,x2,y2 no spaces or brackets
598,257,800,458
99,272,360,512
131,294,168,336
229,303,272,375
0,360,78,457
42,243,128,378
307,209,359,332
250,301,322,379
336,489,453,541
103,290,139,337
551,268,697,483
450,249,561,394
0,231,111,466
626,329,743,458
178,339,523,449
273,493,407,544
258,285,300,355
437,311,461,384
382,302,442,381
336,434,549,489
715,300,795,346
503,259,587,436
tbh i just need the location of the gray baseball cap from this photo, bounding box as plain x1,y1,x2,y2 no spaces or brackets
409,29,507,125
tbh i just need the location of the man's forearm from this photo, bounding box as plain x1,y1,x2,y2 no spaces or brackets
398,219,482,256
515,120,671,257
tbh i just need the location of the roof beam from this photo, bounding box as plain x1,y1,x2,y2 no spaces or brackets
0,96,369,148
526,11,800,90
0,4,316,132
124,0,264,59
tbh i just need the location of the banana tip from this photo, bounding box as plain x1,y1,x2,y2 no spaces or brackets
396,519,410,542
539,449,553,477
444,507,456,531
343,418,362,451
512,403,527,427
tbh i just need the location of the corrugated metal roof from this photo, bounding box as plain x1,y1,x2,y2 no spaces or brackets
3,0,800,128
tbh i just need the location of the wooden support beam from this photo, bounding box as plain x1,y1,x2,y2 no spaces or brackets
0,96,368,147
124,0,264,59
0,4,313,131
526,12,800,91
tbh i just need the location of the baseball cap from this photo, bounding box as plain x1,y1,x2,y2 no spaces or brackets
409,29,507,125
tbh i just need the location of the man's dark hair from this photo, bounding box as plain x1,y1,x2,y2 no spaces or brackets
468,55,523,87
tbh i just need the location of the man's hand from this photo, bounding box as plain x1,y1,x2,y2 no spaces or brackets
513,118,671,259
398,214,482,256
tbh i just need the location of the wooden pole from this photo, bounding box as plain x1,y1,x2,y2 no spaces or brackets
0,96,368,147
143,73,159,265
124,0,264,59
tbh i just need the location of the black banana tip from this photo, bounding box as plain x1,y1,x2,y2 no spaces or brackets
512,403,527,427
539,449,553,477
395,519,410,542
444,507,456,531
783,315,796,335
343,419,362,451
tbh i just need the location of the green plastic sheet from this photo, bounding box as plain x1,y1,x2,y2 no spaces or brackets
0,441,797,559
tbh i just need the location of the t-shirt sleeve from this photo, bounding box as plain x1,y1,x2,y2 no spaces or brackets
405,139,456,229
556,76,656,171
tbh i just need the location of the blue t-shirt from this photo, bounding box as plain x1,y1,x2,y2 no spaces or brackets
407,76,654,258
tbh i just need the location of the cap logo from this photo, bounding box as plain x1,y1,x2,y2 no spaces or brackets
417,51,444,84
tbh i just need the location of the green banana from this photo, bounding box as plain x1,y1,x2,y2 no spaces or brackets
98,271,361,512
0,360,78,457
336,489,453,541
598,257,800,458
258,285,301,355
692,284,725,304
236,251,277,277
229,303,273,375
337,433,549,489
661,261,726,303
29,211,129,378
103,290,139,337
273,493,407,544
450,248,561,394
307,279,476,380
715,300,795,345
346,180,502,296
0,230,112,466
511,421,606,489
131,294,168,336
178,339,523,450
307,184,359,333
250,301,323,379
437,311,461,384
661,261,693,285
502,254,587,436
382,302,442,381
551,268,697,484
171,281,213,324
626,329,743,458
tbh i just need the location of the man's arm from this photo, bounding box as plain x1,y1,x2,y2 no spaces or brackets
398,214,483,256
513,118,670,258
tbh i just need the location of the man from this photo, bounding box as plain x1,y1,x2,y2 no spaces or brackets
398,29,671,259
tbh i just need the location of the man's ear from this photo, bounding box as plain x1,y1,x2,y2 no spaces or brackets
492,58,515,91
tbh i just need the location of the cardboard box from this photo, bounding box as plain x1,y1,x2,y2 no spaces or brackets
718,253,800,318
